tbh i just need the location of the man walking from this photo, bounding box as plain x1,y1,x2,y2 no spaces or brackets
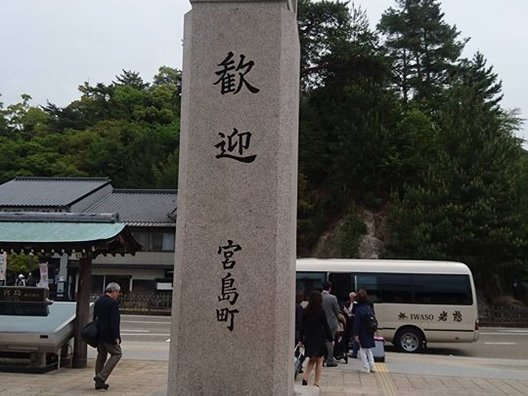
93,282,122,390
321,281,339,367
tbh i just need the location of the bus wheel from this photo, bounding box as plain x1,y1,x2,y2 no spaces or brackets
394,327,424,353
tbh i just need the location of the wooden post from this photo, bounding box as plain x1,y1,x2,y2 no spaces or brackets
72,252,92,368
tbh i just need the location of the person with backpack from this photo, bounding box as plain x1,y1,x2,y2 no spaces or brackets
353,288,377,373
15,274,27,287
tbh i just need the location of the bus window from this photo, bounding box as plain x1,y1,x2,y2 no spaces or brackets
296,272,325,298
356,274,381,303
378,274,413,303
413,274,472,305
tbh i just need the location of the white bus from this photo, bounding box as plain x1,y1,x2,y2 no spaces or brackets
296,258,480,353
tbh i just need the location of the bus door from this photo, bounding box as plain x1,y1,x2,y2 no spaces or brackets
328,272,354,305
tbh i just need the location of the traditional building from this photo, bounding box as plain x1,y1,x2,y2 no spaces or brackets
0,177,177,297
86,188,176,294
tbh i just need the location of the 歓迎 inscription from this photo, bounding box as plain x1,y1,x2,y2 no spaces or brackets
215,128,256,163
214,52,260,95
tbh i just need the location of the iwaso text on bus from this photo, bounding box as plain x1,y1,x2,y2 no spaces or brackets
296,259,480,353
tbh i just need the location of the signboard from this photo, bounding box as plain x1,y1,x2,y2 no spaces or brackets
0,287,51,316
38,262,49,289
0,286,49,303
0,252,6,282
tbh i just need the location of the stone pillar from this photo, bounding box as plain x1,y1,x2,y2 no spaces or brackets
168,0,299,395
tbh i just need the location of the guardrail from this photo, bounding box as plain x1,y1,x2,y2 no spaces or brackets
95,292,172,316
479,304,528,327
92,292,528,325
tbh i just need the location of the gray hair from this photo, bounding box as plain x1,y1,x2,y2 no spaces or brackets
105,282,121,292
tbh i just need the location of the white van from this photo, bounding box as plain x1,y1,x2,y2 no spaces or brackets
296,258,480,352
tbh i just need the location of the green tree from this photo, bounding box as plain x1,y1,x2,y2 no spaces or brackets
62,120,178,188
114,70,149,90
298,0,353,90
382,107,437,192
455,52,503,112
378,0,466,105
5,253,39,274
0,95,8,134
152,149,179,189
0,68,181,187
0,94,52,139
387,83,527,295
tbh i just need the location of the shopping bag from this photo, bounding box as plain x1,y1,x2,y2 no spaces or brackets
81,319,98,348
294,345,305,379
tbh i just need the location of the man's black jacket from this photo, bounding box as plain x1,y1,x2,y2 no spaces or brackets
93,294,121,343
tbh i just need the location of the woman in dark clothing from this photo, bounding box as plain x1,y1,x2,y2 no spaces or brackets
353,288,376,373
300,291,333,387
295,291,304,344
294,292,306,374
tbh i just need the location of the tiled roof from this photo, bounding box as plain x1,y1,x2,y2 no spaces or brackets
0,212,141,256
0,177,111,207
85,189,177,226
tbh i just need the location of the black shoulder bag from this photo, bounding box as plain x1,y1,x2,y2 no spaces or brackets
81,317,99,348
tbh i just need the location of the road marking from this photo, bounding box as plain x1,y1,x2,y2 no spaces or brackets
480,332,528,336
121,329,149,333
374,363,398,396
121,333,171,336
122,320,170,324
484,342,516,345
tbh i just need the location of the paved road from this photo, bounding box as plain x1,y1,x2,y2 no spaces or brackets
87,315,171,361
120,315,171,343
105,316,528,364
413,327,528,360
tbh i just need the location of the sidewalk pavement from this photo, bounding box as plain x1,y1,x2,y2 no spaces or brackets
0,359,167,396
1,355,528,395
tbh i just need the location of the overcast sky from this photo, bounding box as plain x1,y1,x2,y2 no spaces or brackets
1,0,526,143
